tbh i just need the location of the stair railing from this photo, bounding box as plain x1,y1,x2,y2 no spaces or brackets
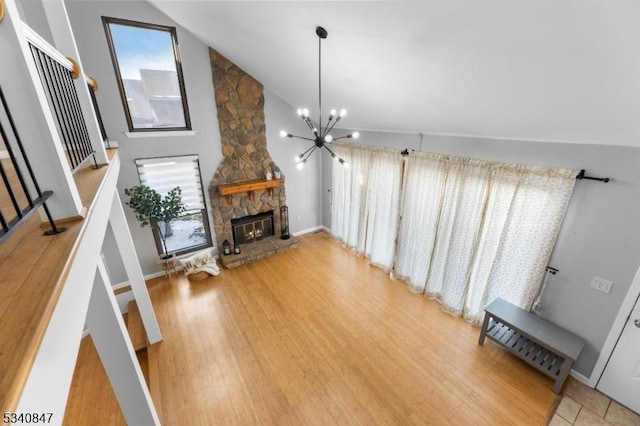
0,85,65,243
23,24,97,172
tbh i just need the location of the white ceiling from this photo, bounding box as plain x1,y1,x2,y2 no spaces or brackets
149,1,640,147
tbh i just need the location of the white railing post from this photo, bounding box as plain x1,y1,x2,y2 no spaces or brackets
87,258,160,425
110,191,163,343
41,0,108,165
0,0,82,219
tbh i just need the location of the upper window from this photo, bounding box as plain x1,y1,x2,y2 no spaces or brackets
103,17,191,132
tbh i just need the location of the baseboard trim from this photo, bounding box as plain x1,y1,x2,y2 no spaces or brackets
0,150,9,160
570,369,591,387
38,207,88,230
293,225,325,236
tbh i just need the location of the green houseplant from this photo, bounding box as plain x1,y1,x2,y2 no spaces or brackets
124,185,186,259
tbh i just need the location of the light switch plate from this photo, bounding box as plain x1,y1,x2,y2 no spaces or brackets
590,276,613,294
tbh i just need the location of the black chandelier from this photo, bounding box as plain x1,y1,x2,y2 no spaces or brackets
280,26,359,170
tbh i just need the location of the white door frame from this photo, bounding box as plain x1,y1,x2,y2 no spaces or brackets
589,263,640,387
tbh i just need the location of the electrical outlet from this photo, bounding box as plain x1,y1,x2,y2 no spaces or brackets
590,276,613,294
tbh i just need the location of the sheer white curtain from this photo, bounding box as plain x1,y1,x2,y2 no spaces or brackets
330,144,403,271
463,166,576,323
394,155,448,290
394,152,575,324
330,144,371,249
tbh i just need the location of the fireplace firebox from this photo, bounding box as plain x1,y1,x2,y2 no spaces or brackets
231,210,274,245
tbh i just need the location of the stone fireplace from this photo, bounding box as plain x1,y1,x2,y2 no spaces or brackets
208,48,298,268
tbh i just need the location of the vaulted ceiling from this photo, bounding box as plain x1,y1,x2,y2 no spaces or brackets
149,1,640,147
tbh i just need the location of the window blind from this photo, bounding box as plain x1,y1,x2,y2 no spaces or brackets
135,155,205,212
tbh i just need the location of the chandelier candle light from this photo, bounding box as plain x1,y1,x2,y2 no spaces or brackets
280,26,359,170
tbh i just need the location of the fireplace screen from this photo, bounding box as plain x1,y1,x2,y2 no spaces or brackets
231,210,274,245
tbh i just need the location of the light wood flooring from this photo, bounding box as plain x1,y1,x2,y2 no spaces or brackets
65,231,560,425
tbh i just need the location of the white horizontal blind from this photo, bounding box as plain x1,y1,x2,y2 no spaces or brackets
135,155,205,212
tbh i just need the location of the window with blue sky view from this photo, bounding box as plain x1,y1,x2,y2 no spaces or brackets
103,18,190,131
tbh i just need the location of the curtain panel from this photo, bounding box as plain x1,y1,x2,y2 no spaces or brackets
330,144,403,271
331,146,576,325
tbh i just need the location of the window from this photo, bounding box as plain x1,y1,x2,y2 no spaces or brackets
135,155,211,256
103,17,191,132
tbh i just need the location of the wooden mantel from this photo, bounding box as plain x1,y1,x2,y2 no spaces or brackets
218,178,283,202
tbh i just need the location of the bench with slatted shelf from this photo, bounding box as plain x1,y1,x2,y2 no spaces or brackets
478,298,585,393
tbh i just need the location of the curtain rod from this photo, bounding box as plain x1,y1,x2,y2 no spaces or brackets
400,148,611,183
576,169,610,183
400,150,610,183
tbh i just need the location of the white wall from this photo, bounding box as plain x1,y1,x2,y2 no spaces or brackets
65,0,322,279
321,130,640,378
16,0,54,44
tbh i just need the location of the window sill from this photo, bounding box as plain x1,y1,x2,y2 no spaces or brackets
124,130,197,139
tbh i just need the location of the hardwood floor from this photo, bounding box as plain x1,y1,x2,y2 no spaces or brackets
65,232,559,425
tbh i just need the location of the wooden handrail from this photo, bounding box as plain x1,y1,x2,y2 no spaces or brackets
67,57,81,80
0,0,5,23
86,76,99,91
21,22,73,72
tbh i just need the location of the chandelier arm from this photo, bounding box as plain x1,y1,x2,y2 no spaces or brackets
289,134,316,142
321,117,334,138
323,119,340,137
297,144,317,159
302,116,315,131
322,144,340,160
333,134,351,141
303,145,318,162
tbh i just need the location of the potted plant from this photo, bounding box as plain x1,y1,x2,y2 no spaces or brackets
124,184,186,259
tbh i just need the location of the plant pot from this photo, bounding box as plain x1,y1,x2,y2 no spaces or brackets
159,253,176,261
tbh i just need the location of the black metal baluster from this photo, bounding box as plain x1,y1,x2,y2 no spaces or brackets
32,45,79,168
0,151,22,219
88,83,108,144
58,61,95,168
50,56,84,168
29,43,97,171
0,119,34,210
0,83,66,243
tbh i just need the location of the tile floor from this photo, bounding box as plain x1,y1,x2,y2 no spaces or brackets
549,380,640,426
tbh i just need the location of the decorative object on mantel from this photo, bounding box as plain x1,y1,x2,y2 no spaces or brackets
233,244,241,254
124,184,186,261
280,205,290,240
279,26,359,170
179,248,219,281
222,239,231,255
